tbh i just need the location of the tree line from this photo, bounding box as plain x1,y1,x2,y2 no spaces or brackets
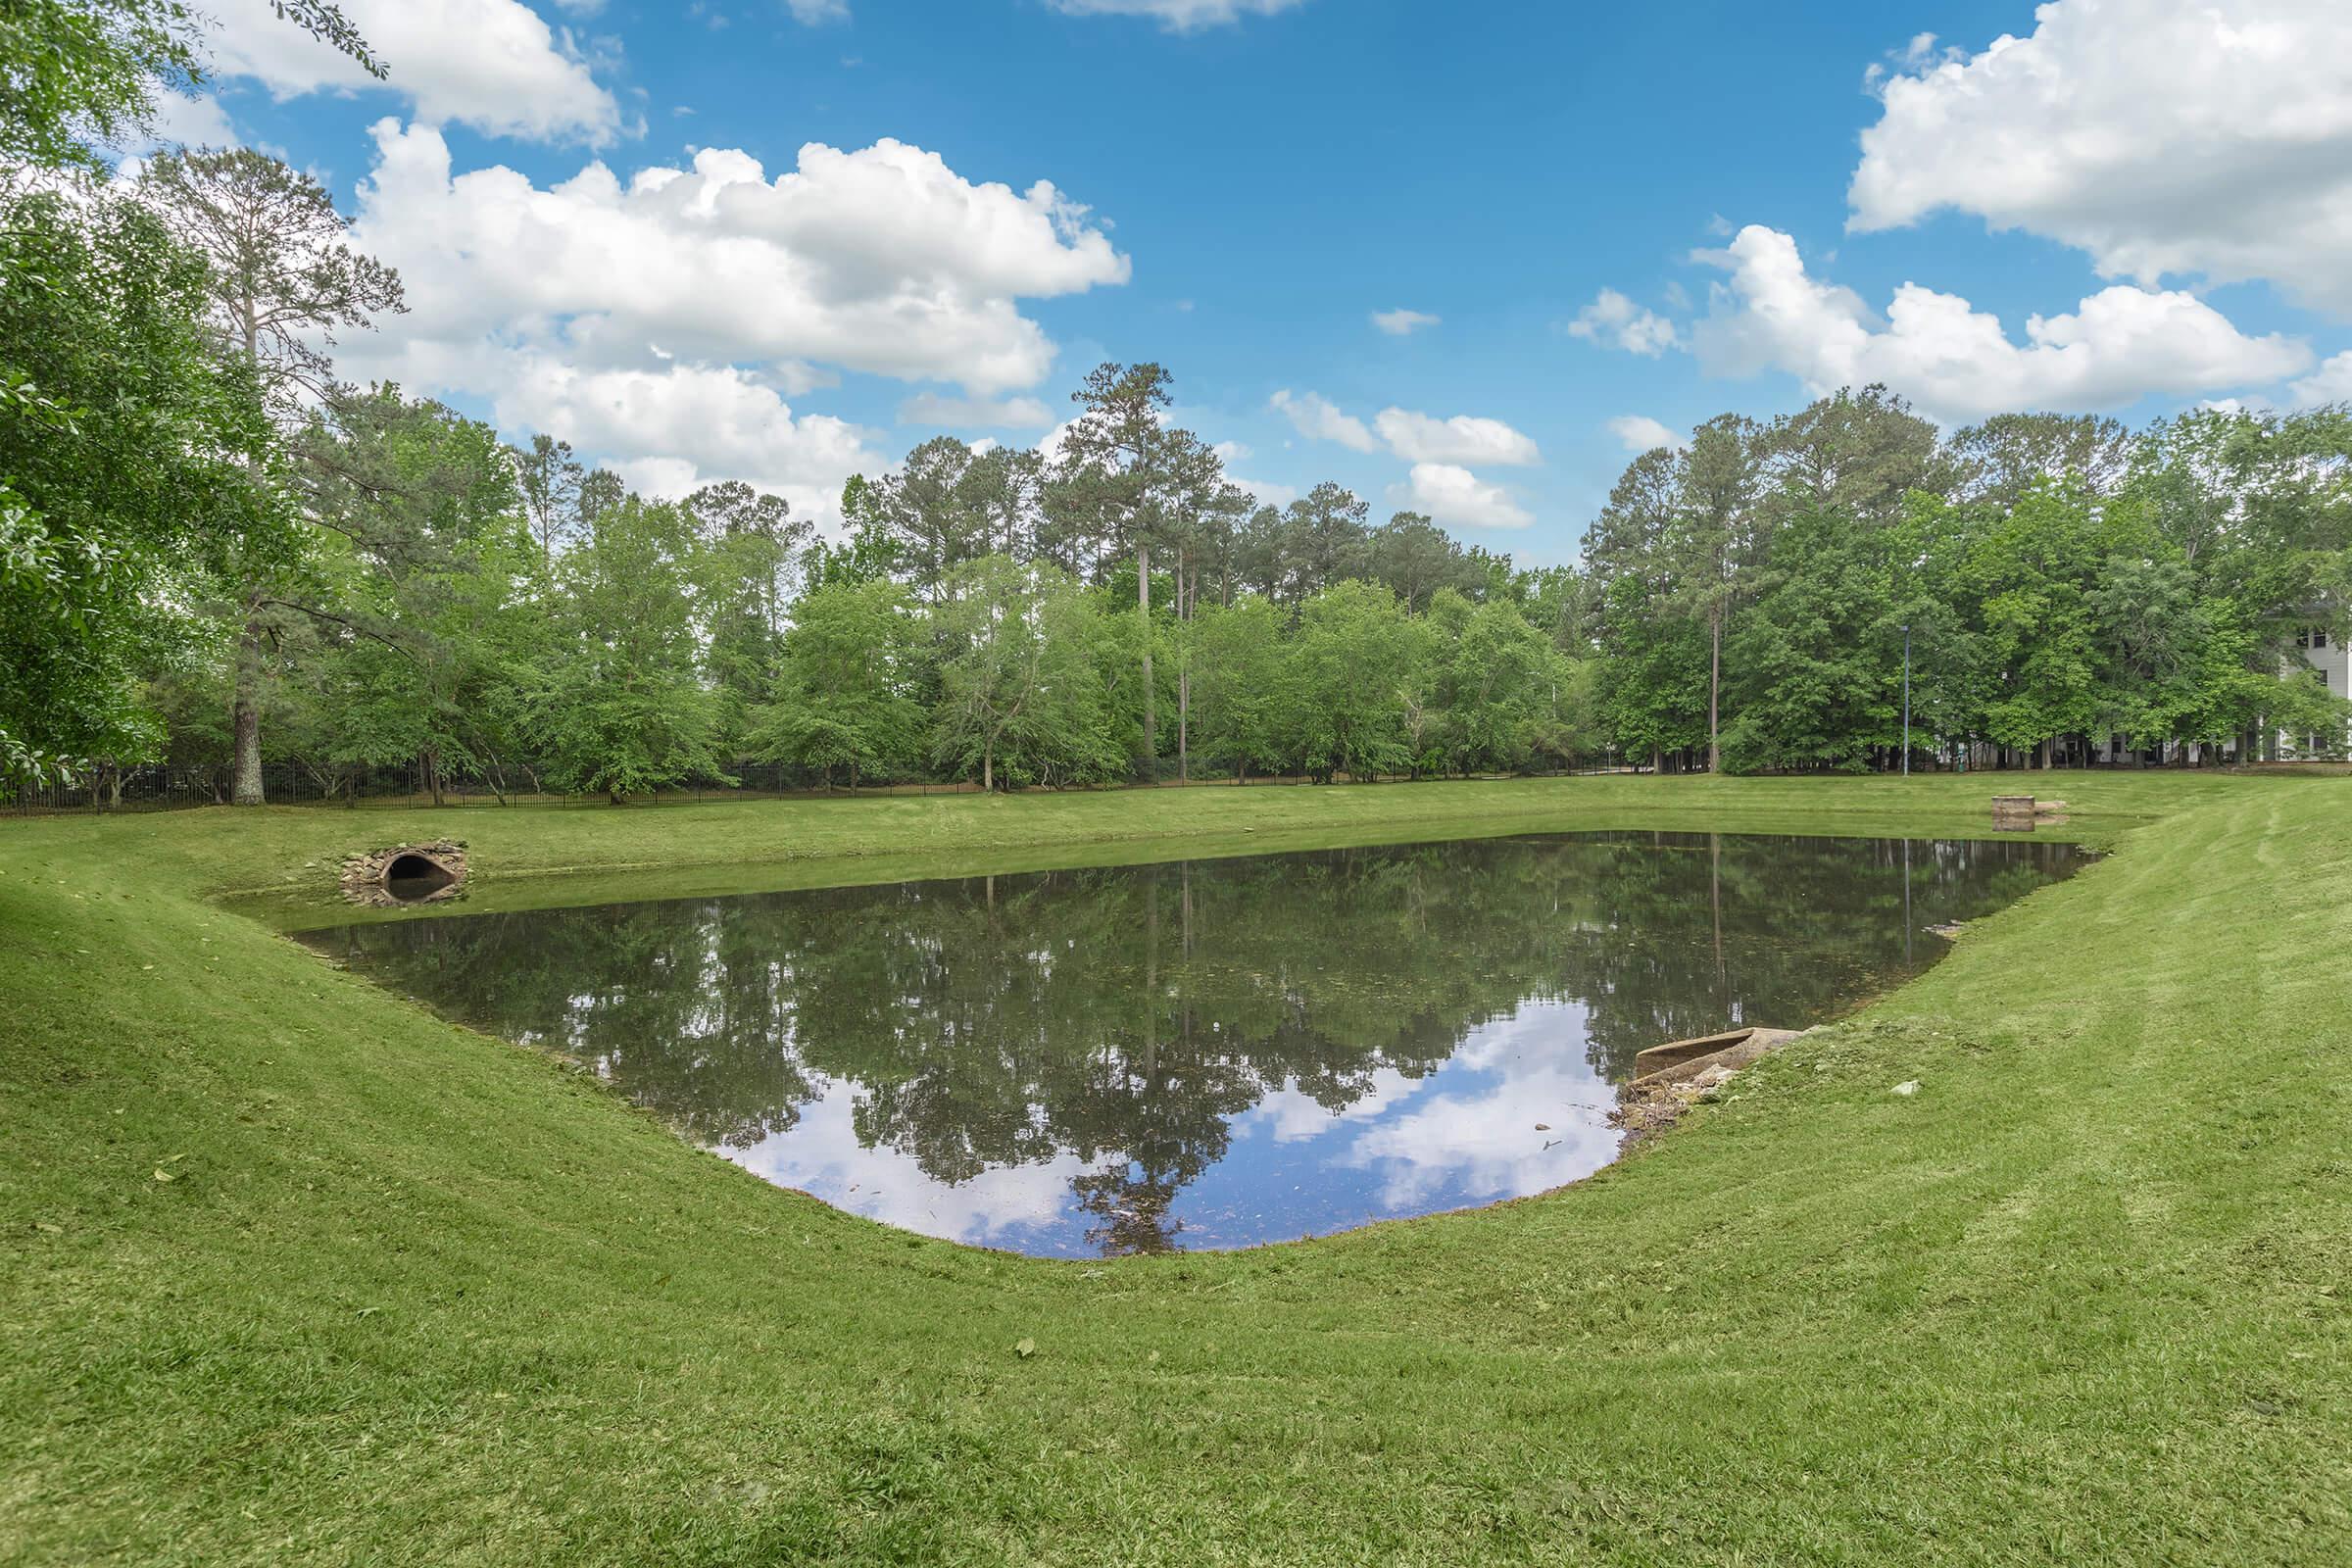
149,371,1594,800
1589,394,2352,773
5,4,2349,805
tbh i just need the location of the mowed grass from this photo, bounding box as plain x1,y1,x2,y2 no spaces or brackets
2,773,2348,1564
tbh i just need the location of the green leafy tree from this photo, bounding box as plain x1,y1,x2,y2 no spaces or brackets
1670,414,1762,770
747,579,927,790
136,147,405,805
0,188,277,784
1587,445,1706,768
1368,511,1472,612
1187,596,1290,781
514,433,584,564
1058,363,1179,771
1950,412,2133,505
529,496,729,802
685,480,807,753
1281,580,1428,781
1719,508,1899,772
1282,482,1373,605
1428,589,1571,773
1962,480,2109,767
290,386,538,803
850,436,983,604
0,2,377,174
931,555,1123,790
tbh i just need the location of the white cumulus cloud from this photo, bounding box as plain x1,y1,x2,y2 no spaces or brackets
1372,308,1440,336
329,121,1126,523
1392,463,1531,529
1683,224,2309,423
1275,391,1539,467
344,120,1127,396
1849,0,2352,316
1566,287,1679,356
1373,408,1541,466
1604,415,1686,454
205,0,625,145
1269,388,1377,452
491,357,882,520
2289,351,2352,409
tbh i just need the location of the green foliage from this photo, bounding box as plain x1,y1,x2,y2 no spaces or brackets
0,187,278,783
1597,574,1708,766
136,147,407,416
686,479,808,751
530,497,731,801
1280,579,1428,780
0,0,381,173
1718,509,1898,772
747,578,927,788
285,387,540,798
931,555,1124,789
1426,589,1578,773
0,1,196,172
1186,596,1290,780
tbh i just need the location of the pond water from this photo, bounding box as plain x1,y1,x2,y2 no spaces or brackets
301,831,2082,1257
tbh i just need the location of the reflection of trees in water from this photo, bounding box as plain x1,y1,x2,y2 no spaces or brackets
313,833,2078,1253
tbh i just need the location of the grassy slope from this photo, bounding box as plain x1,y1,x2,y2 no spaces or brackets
2,774,2347,1564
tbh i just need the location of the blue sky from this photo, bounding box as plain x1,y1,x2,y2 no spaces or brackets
170,0,2352,564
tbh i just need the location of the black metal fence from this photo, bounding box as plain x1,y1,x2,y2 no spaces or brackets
3,760,1002,813
6,760,1592,814
17,752,2293,816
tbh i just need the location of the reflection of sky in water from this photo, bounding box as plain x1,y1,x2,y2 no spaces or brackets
305,831,2084,1258
735,1000,1625,1257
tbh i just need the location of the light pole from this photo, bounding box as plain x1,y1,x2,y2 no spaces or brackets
1901,622,1912,777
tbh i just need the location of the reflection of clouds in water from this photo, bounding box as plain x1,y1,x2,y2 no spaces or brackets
1243,1066,1430,1143
1334,1003,1624,1210
734,1085,1095,1248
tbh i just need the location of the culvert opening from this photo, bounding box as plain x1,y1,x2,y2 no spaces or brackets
384,854,459,902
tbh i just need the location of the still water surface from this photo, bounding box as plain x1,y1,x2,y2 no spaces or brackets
303,831,2081,1256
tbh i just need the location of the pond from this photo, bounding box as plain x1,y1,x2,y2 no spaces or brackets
300,830,2082,1257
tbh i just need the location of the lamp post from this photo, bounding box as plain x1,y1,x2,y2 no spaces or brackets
1901,622,1912,777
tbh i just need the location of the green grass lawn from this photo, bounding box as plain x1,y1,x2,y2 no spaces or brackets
4,773,2348,1564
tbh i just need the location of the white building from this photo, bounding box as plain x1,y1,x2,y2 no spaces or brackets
2279,628,2350,760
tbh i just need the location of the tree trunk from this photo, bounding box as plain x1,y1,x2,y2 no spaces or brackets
983,743,994,793
1707,603,1722,773
1137,541,1154,777
1176,556,1190,784
1178,674,1190,783
229,610,266,807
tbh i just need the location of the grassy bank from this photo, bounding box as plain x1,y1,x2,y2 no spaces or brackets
3,774,2347,1563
